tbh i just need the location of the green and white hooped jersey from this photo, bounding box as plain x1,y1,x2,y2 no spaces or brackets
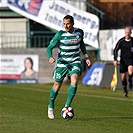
47,28,87,67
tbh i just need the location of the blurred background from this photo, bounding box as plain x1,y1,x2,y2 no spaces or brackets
0,0,133,89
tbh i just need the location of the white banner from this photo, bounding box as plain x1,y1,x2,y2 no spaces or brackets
0,55,39,82
0,0,8,7
7,0,99,48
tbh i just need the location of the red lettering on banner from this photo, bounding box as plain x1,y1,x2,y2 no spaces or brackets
0,74,21,79
28,0,41,13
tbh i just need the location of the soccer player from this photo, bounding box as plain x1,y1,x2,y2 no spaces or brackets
46,15,91,119
113,26,133,97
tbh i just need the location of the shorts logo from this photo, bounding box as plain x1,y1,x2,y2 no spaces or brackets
55,73,61,79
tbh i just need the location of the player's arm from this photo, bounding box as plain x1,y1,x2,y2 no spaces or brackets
80,42,91,67
113,39,121,66
46,31,61,63
80,30,91,66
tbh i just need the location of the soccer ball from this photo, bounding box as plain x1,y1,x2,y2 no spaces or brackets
61,107,74,120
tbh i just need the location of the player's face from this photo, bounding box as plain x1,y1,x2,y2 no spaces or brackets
63,18,74,33
125,27,131,39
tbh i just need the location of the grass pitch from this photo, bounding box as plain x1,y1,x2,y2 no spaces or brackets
0,83,133,133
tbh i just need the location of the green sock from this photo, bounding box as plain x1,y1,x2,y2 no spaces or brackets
65,84,77,107
49,87,58,109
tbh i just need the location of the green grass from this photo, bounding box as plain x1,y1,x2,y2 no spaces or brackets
0,83,133,133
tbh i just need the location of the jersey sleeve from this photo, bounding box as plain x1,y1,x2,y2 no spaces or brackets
46,31,61,58
80,29,88,56
113,39,121,60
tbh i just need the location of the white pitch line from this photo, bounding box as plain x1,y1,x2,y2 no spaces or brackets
33,88,133,102
5,86,133,102
77,93,133,102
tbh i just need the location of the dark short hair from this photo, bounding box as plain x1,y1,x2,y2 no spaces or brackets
63,15,74,24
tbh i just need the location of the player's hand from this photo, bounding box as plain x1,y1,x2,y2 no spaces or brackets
114,60,117,66
49,57,55,63
85,58,91,66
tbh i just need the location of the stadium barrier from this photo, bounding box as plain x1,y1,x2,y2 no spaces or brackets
82,62,124,89
0,48,58,84
0,31,55,48
100,63,122,89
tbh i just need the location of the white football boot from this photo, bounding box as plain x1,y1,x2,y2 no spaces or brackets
48,107,54,119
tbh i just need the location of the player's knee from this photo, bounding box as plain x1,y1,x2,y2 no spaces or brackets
71,79,78,86
128,66,133,75
71,74,78,85
53,82,62,91
128,71,133,76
